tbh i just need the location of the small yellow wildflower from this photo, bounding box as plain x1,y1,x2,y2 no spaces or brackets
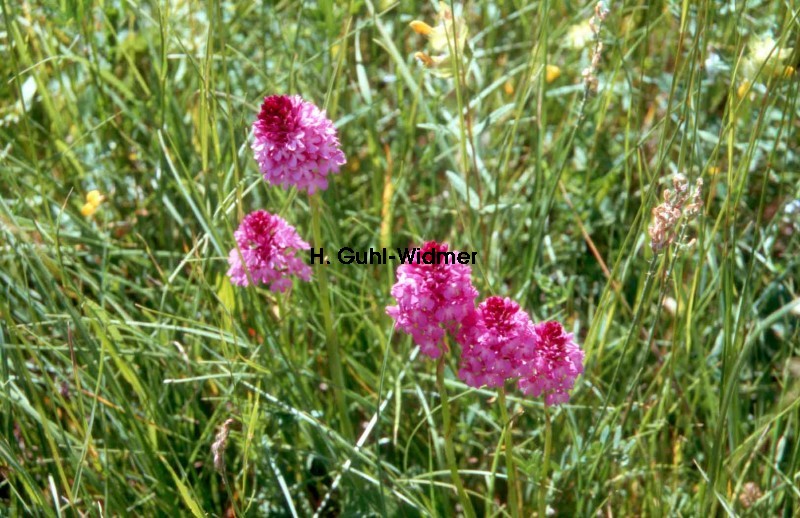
737,80,750,99
409,2,468,78
80,203,97,217
409,20,434,36
81,189,104,217
546,64,561,83
504,80,514,96
86,190,104,206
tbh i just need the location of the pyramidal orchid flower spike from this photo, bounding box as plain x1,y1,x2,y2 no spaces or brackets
518,320,584,405
456,297,584,405
252,95,346,194
456,296,538,389
386,241,479,359
227,210,312,292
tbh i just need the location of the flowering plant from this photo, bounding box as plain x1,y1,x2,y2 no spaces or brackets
227,210,312,292
252,95,346,194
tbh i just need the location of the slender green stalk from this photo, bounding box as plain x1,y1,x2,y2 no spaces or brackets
539,406,552,518
436,358,476,518
310,195,353,441
446,0,473,207
498,388,520,518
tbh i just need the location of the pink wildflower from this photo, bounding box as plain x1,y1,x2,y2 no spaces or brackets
227,210,312,292
386,241,478,358
252,95,346,194
457,297,538,389
517,321,584,405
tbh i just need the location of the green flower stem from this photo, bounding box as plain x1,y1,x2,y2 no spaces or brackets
310,195,353,441
498,388,520,518
436,358,476,518
539,405,552,518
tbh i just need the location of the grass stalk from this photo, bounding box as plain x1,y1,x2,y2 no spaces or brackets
310,195,353,442
436,357,476,518
539,405,552,518
498,388,520,517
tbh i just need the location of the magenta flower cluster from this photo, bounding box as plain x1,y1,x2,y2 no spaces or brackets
518,321,585,405
227,94,345,292
457,297,538,389
386,245,584,405
386,241,478,358
252,95,346,195
227,210,312,292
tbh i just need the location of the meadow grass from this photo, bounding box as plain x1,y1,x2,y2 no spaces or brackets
1,0,799,515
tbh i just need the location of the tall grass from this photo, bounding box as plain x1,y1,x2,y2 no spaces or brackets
1,0,799,515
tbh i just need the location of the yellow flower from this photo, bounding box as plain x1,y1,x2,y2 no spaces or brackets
737,80,750,99
546,64,561,83
504,80,514,96
80,202,97,217
86,190,104,206
409,2,468,78
81,189,104,217
409,20,434,36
